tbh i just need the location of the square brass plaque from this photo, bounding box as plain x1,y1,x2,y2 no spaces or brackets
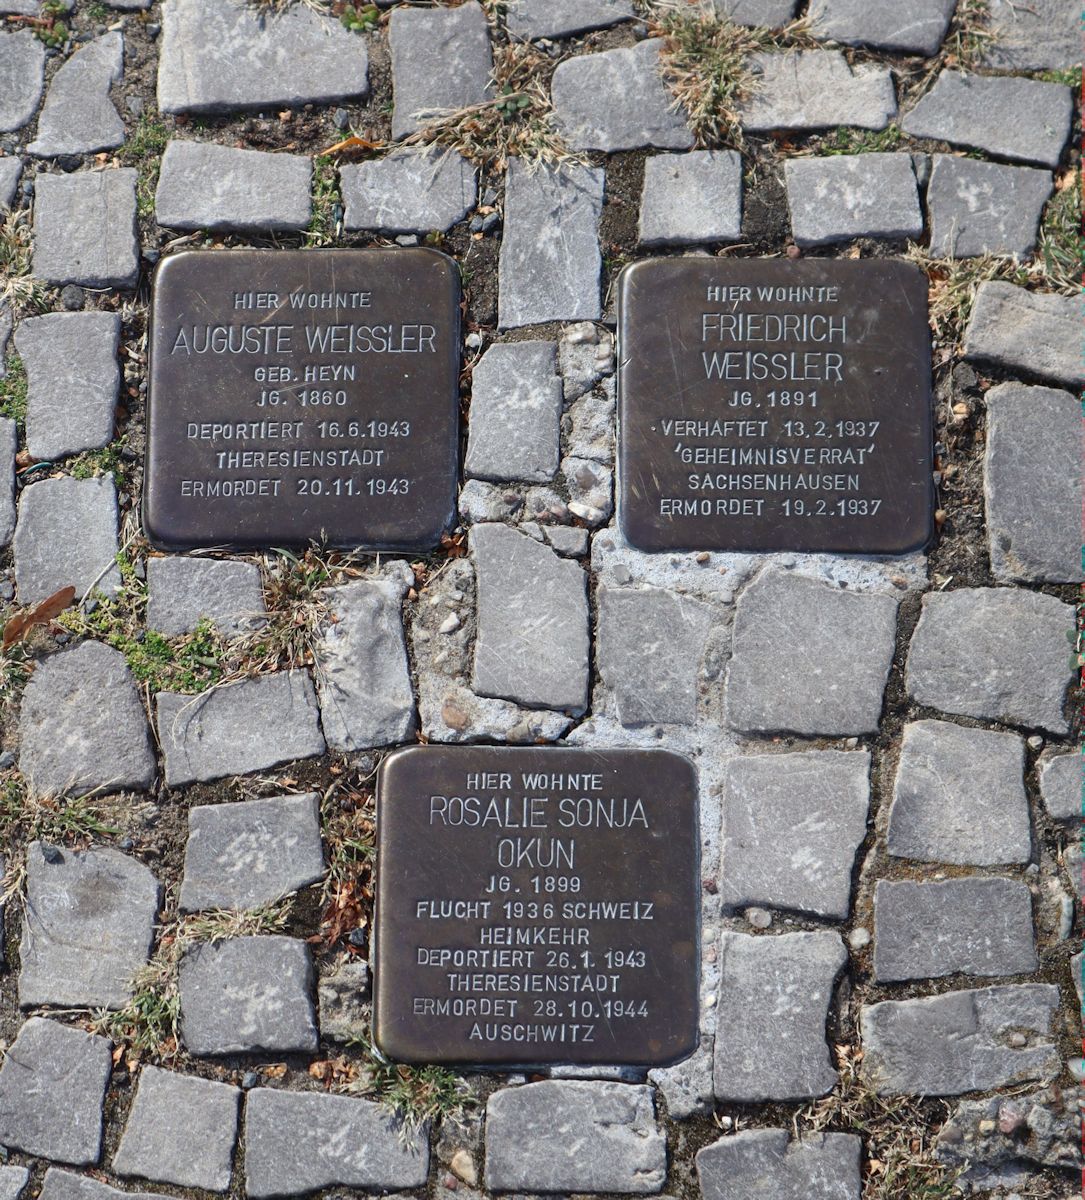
144,248,460,551
617,259,933,554
373,746,699,1067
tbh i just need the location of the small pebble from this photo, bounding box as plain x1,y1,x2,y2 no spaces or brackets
978,1119,996,1135
848,927,871,949
465,332,483,350
0,751,14,771
1067,1058,1085,1082
449,1149,477,1187
60,285,84,311
746,906,772,930
438,612,461,634
332,107,349,130
1007,1032,1027,1048
348,927,368,949
40,844,63,864
241,1071,259,1089
395,234,419,247
1027,735,1044,750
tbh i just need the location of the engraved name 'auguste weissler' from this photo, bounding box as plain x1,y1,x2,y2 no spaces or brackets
411,770,657,1048
168,289,432,502
655,282,883,522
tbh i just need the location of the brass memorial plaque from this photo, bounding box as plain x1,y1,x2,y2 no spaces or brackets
373,746,700,1067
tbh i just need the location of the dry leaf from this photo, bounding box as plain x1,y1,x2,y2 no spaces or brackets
2,585,76,649
320,134,385,157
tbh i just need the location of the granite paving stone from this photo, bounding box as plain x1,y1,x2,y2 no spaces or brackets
32,170,139,289
860,985,1061,1095
784,153,922,247
596,585,713,726
720,750,870,920
157,670,326,786
0,1168,29,1200
13,476,120,602
146,556,266,636
964,282,1084,390
471,522,589,711
38,1175,169,1200
560,455,613,523
905,588,1074,733
714,931,846,1102
0,417,14,547
506,0,633,39
19,639,156,797
809,0,957,55
0,304,10,373
551,39,693,153
638,150,742,247
698,1129,862,1200
1065,841,1084,901
179,792,324,913
0,32,44,132
178,935,318,1055
982,0,1083,70
318,959,370,1042
559,321,614,402
1039,752,1081,823
28,32,124,157
157,0,368,114
901,72,1073,168
724,568,899,736
0,0,71,12
315,576,416,750
874,878,1038,982
16,311,120,461
113,1067,240,1192
564,392,615,463
388,1,491,139
20,841,160,1009
0,158,19,209
739,50,897,133
245,1087,429,1196
985,382,1082,582
154,141,312,232
887,720,1030,865
927,156,1053,259
341,149,475,234
498,160,604,327
484,1081,665,1193
465,341,562,482
708,0,799,25
0,1017,111,1165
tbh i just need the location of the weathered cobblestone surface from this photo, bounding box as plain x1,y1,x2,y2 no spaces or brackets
341,149,476,234
982,0,1084,70
32,170,139,289
1039,751,1081,823
0,158,20,208
638,150,742,247
28,32,123,157
809,0,956,55
964,282,1085,389
927,157,1053,259
698,1129,861,1200
38,1175,167,1200
784,153,922,246
0,31,44,132
0,418,17,547
145,557,265,635
739,51,897,133
506,0,633,40
0,1168,28,1200
179,792,324,912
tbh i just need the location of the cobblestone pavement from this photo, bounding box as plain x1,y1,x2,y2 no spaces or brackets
0,1,1082,1198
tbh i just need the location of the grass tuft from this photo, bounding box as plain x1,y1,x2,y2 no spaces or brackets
0,774,118,850
400,42,579,170
306,155,341,247
940,0,992,72
1035,173,1083,296
648,2,813,148
0,210,52,318
119,112,171,220
816,125,904,156
0,353,27,426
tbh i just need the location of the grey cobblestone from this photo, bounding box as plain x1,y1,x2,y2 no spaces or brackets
19,639,156,797
342,149,475,234
861,985,1061,1095
809,0,956,55
245,1087,429,1196
179,935,318,1056
709,0,798,25
179,792,324,912
146,556,266,636
902,71,1073,169
0,417,14,547
113,1067,240,1192
484,1081,665,1193
0,1168,28,1200
0,31,44,132
32,170,139,290
927,156,1053,259
724,568,898,736
499,160,603,327
0,1018,111,1165
739,50,897,133
465,341,562,483
1039,751,1081,824
506,0,633,39
318,959,369,1042
315,575,416,750
887,720,1030,865
551,39,693,153
0,157,19,209
720,750,869,920
784,153,922,247
698,1129,861,1200
157,0,368,114
563,392,614,463
639,150,742,247
985,382,1082,583
38,1175,167,1200
28,32,124,157
558,322,613,402
714,931,845,1102
389,1,491,139
906,588,1074,733
157,670,326,786
964,282,1085,390
982,0,1084,70
20,840,160,1009
155,141,312,232
16,311,120,461
873,877,1038,982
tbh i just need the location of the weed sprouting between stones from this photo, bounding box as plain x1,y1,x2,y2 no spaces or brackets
400,42,579,171
647,2,814,149
816,125,905,156
119,112,171,220
939,0,992,73
67,441,131,489
305,155,341,247
0,210,52,318
0,353,27,426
